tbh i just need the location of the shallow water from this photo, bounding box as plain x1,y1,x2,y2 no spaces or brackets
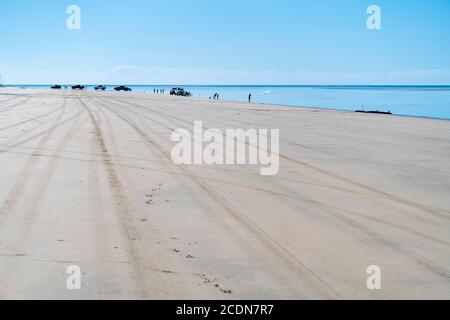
9,85,450,120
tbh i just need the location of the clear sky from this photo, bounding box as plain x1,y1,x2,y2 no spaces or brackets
1,0,449,84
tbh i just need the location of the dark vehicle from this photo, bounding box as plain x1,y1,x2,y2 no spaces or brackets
114,86,132,92
72,85,85,90
51,85,62,89
94,85,107,91
170,87,180,95
170,87,191,97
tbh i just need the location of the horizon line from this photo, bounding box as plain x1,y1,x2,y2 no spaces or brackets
4,84,450,87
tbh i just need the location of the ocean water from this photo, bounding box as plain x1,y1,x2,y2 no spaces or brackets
7,85,450,120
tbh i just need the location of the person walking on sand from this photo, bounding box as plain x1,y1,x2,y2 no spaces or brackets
248,93,252,103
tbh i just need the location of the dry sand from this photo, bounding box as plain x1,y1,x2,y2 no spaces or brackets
0,87,449,299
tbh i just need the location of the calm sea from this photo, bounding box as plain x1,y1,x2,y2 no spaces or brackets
7,85,450,120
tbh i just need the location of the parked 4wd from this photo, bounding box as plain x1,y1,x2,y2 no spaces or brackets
114,86,132,92
170,88,191,97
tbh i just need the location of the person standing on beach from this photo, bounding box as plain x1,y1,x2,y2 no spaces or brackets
248,93,252,103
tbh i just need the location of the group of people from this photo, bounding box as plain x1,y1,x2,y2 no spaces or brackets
151,89,253,102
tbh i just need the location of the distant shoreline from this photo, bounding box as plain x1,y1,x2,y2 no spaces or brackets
2,85,450,122
4,84,450,89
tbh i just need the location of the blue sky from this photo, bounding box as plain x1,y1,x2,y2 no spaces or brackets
0,0,449,84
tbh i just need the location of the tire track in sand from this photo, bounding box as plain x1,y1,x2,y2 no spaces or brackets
0,102,83,159
87,97,175,298
78,98,148,299
117,97,450,220
0,107,63,133
101,99,340,299
0,99,86,295
107,98,450,285
0,96,35,114
0,99,69,218
127,100,450,242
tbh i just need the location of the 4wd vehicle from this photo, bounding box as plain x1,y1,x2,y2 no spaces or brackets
51,85,61,89
170,87,192,97
72,85,85,90
114,86,132,92
94,85,107,91
170,87,180,95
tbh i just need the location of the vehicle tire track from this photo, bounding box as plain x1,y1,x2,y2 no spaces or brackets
130,100,450,246
101,99,340,299
116,97,450,220
88,98,180,298
0,96,35,113
0,107,64,133
0,99,69,218
111,98,374,197
0,99,86,292
0,102,83,159
78,98,149,299
108,98,450,283
0,99,87,296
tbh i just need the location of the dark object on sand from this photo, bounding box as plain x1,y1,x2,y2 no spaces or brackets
72,85,85,90
355,109,392,115
366,110,392,115
170,88,191,97
114,86,132,92
51,85,62,89
94,85,107,91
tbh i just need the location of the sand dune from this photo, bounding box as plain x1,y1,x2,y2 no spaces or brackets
0,88,449,299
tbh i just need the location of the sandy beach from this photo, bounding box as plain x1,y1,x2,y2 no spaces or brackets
0,87,449,300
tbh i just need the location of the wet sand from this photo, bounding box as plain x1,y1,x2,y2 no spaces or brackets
0,87,449,299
